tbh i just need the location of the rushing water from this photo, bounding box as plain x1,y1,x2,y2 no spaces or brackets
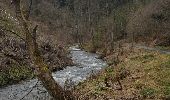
0,45,107,100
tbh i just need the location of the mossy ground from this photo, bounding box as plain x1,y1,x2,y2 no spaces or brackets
74,48,170,100
0,65,34,87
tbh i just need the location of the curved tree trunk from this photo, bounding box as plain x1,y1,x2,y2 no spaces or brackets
12,0,74,99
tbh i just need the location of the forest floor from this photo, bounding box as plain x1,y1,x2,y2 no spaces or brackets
74,45,170,100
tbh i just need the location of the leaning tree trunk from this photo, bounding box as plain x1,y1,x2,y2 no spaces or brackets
12,0,74,99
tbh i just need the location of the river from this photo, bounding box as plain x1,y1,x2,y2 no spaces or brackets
0,45,107,100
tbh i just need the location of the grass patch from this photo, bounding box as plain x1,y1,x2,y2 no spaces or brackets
75,50,170,99
0,64,34,87
130,53,155,63
140,87,157,98
161,59,170,69
8,65,33,81
164,86,170,96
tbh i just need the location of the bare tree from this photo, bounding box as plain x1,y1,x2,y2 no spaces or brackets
11,0,74,99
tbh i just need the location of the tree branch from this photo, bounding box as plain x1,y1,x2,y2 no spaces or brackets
1,27,25,41
20,80,39,100
12,1,74,99
32,25,38,41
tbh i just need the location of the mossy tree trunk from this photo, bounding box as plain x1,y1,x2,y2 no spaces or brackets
12,0,74,99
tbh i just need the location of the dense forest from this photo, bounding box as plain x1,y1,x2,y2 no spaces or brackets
0,0,170,100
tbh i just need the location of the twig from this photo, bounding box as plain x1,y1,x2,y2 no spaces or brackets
1,27,25,41
20,81,39,100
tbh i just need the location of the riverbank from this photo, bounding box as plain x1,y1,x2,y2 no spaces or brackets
0,46,107,100
74,46,170,100
0,40,73,87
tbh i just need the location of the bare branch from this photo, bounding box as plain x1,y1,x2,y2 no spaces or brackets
32,25,38,40
11,1,74,99
1,27,25,41
20,80,39,100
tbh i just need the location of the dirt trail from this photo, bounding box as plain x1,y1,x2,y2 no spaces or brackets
135,45,170,55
